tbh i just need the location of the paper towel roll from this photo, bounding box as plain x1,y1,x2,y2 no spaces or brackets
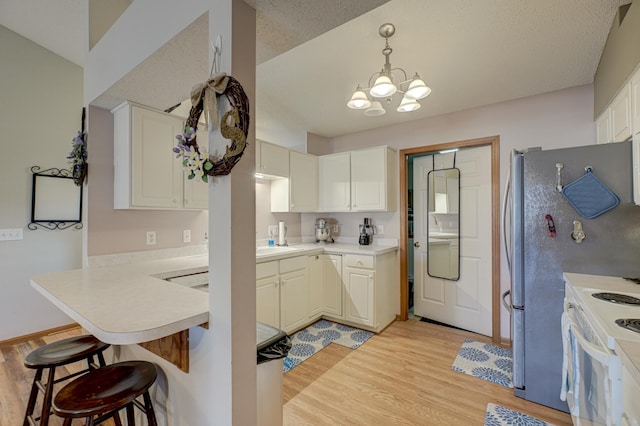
278,220,286,246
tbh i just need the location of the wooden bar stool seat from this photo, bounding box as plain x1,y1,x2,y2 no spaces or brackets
52,361,158,426
23,335,110,426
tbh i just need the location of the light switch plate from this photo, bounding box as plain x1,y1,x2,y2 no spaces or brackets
183,229,191,243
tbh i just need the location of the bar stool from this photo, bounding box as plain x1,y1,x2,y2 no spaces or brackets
23,335,110,426
52,361,158,426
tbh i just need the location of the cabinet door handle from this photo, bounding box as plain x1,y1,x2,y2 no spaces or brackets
414,241,421,248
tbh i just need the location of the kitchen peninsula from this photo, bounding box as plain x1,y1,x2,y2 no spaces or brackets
30,241,399,368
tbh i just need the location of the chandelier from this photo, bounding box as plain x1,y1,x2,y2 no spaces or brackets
347,23,431,116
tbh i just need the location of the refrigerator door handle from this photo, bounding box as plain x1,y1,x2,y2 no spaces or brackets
502,289,512,312
501,161,512,275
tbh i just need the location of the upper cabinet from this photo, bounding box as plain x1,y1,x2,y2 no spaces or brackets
271,151,318,213
632,70,640,139
611,84,632,143
112,101,208,210
256,140,289,177
319,146,397,212
319,152,351,212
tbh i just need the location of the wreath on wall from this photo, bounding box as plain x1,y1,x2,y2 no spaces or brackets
173,73,249,182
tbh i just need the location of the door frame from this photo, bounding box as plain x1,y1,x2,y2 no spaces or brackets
399,135,501,344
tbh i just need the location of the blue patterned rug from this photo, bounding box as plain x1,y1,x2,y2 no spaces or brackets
283,320,373,373
451,339,513,387
484,403,555,426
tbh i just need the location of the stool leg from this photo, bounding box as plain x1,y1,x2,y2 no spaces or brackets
97,351,106,367
125,403,135,425
112,409,123,426
62,419,72,426
39,366,57,426
143,391,158,426
23,368,43,426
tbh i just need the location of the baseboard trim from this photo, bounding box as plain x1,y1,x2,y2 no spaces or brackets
0,323,80,348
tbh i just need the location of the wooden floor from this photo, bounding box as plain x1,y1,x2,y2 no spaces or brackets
1,320,572,425
283,319,572,426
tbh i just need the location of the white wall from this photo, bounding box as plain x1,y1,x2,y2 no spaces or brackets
301,84,597,339
0,25,83,340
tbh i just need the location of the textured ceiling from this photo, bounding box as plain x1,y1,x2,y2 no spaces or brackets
257,0,631,138
0,0,631,139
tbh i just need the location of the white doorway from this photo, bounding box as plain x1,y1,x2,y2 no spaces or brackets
398,136,503,344
411,146,492,336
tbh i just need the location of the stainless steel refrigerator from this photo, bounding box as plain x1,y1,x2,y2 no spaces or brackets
503,141,640,412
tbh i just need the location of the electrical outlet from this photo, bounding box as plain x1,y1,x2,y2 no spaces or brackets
268,225,278,236
377,225,384,235
146,231,156,245
183,229,191,243
0,228,23,241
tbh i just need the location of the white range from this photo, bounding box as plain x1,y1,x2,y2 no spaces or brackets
563,273,640,426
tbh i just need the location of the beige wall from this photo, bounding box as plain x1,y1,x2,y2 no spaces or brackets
0,25,83,340
594,2,640,116
86,106,208,256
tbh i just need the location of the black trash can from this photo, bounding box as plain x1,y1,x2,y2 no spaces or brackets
257,322,291,426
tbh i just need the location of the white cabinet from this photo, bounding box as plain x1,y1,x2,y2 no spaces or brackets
256,249,396,334
596,110,612,144
632,70,640,138
634,139,640,206
342,252,398,331
351,146,397,212
256,140,289,177
344,256,375,327
271,151,318,212
318,146,397,212
621,363,640,426
256,261,280,329
319,153,351,212
322,254,343,318
611,85,632,143
279,255,309,334
308,255,323,318
112,101,207,210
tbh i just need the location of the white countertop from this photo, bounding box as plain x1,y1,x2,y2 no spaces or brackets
32,243,398,345
31,255,210,345
255,242,398,263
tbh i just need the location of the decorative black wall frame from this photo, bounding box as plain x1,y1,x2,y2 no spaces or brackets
29,166,83,230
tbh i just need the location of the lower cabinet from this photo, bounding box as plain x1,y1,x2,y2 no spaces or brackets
256,261,279,329
621,362,640,425
322,254,343,317
342,252,397,331
308,255,324,318
279,256,309,334
256,250,397,334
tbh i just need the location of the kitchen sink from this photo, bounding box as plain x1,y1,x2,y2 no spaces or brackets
165,272,209,292
255,246,299,255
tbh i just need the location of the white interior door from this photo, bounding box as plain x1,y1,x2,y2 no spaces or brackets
413,145,492,336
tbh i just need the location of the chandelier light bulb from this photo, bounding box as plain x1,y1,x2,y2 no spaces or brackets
364,101,386,116
405,74,431,100
370,75,397,98
347,87,372,110
397,96,421,112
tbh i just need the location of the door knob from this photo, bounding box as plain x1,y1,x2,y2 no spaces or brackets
414,241,421,248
